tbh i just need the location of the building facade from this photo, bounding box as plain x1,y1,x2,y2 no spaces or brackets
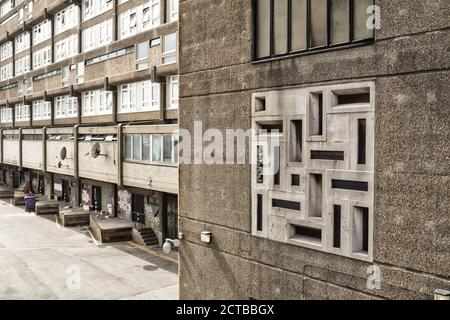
0,0,180,246
178,0,450,299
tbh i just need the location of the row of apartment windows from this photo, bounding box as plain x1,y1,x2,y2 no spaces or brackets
0,76,179,123
119,0,160,40
0,0,178,58
124,133,178,165
1,31,177,82
1,34,177,84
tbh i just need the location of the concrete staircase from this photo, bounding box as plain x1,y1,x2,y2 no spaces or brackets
134,228,159,246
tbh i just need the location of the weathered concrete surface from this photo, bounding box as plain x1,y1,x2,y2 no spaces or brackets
0,200,178,300
179,0,450,299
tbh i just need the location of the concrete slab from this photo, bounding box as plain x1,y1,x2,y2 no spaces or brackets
0,200,179,300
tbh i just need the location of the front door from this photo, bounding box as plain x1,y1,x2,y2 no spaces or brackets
132,194,145,229
62,180,70,203
38,175,45,195
92,186,102,211
13,171,21,189
166,194,178,240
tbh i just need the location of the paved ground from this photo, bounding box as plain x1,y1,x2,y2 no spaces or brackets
0,199,179,300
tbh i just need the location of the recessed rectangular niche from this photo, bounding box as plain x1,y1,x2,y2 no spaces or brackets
358,119,367,165
255,96,266,112
353,206,369,254
311,150,344,161
334,88,370,106
272,199,300,211
257,121,283,134
309,173,322,218
290,224,322,245
309,92,323,136
291,174,300,187
290,120,302,162
256,145,264,184
257,194,263,232
273,146,280,186
332,179,368,192
333,205,342,248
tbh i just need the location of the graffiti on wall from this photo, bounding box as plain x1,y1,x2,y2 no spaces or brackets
81,188,91,211
117,189,132,220
145,202,160,229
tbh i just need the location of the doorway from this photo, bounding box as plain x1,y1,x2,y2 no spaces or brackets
132,193,145,229
62,180,70,203
38,175,45,195
92,186,102,211
165,194,178,240
13,171,21,189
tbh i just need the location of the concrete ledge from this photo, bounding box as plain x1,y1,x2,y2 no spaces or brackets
0,185,14,199
12,191,25,206
59,208,90,227
35,201,60,216
89,215,133,244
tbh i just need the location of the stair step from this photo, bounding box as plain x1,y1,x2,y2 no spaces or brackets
142,234,156,238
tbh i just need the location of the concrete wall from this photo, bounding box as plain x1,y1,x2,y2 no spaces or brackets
22,141,44,170
178,0,450,299
123,162,178,195
2,140,20,166
46,141,75,176
78,142,118,184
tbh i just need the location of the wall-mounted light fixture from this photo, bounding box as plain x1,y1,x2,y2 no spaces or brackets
434,289,450,300
201,231,212,244
162,232,184,254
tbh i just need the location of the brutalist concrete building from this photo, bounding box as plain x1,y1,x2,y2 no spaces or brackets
0,0,180,245
178,1,449,299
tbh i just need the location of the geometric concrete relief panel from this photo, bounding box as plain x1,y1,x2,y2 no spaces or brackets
251,82,375,262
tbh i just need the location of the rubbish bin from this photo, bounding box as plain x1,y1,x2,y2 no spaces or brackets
24,194,37,212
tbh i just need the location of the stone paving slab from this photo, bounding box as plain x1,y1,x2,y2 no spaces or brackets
0,200,179,300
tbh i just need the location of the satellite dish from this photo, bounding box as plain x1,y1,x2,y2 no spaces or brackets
60,147,67,161
91,142,101,159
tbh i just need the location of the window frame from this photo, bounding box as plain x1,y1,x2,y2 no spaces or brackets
253,0,375,61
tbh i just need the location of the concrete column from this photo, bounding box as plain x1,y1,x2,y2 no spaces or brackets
18,127,22,171
160,81,167,122
73,125,79,179
77,3,82,55
112,88,118,124
112,0,119,41
48,9,55,65
45,172,53,198
42,127,46,173
0,128,3,164
11,102,15,128
10,33,15,76
117,124,123,187
113,183,118,218
28,99,32,127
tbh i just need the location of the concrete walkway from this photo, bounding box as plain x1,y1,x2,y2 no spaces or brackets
0,200,179,300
